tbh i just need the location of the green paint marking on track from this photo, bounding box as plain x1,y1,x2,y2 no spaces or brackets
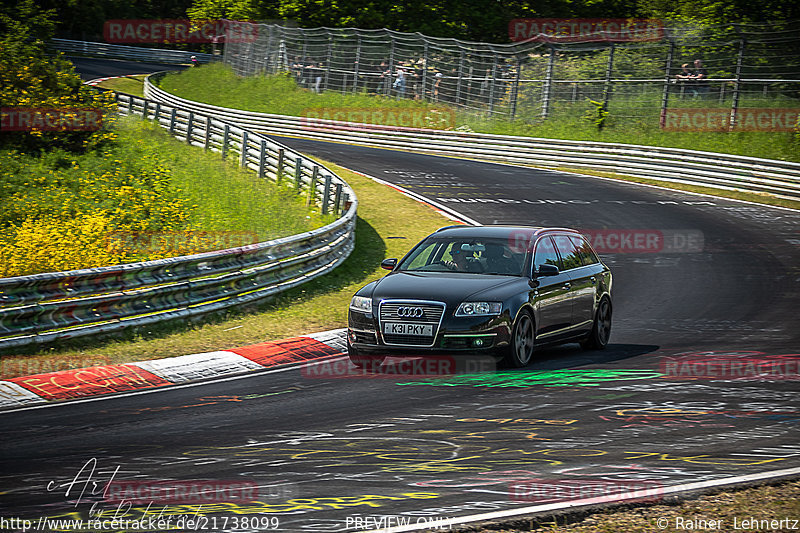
396,369,664,388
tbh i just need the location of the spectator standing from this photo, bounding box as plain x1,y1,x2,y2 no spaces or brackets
692,59,709,97
393,66,406,97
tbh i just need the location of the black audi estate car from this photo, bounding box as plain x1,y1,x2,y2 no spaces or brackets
347,225,613,368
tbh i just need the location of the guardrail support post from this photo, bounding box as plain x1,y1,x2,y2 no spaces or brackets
142,99,148,120
186,112,194,144
127,96,134,115
259,139,268,179
322,175,332,214
240,131,249,168
276,148,285,184
333,183,343,216
204,117,212,151
307,166,319,206
169,108,177,135
154,102,161,123
295,157,303,191
221,124,230,159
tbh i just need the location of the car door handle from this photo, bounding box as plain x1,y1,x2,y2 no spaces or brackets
590,276,596,284
563,282,571,290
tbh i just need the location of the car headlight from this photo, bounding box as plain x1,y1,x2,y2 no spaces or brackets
455,301,502,316
349,295,373,313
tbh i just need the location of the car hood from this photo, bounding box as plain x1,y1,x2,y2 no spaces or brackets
370,271,521,307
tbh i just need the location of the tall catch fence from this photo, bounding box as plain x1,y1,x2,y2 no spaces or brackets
223,21,800,127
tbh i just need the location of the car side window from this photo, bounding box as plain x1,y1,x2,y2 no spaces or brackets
533,236,561,273
404,242,438,270
553,235,582,270
571,236,599,265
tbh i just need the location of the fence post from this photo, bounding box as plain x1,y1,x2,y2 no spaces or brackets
141,99,148,120
266,25,274,74
334,183,343,216
154,102,161,123
307,166,319,206
601,43,616,113
168,108,177,135
321,175,332,214
488,54,498,116
541,45,556,121
659,38,675,128
421,40,429,99
127,96,134,114
353,33,361,93
387,34,395,96
295,157,303,190
276,148,285,184
323,32,333,91
729,38,745,131
221,124,230,159
204,116,212,151
259,139,267,179
186,112,194,144
240,131,249,168
455,50,465,106
510,57,522,119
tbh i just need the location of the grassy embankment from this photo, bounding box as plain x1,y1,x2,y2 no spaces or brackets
157,63,800,210
0,115,330,277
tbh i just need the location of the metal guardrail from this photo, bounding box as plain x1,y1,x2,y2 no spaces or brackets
144,73,800,201
52,38,214,64
0,92,357,350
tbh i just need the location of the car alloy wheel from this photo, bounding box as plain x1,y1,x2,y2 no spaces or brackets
505,310,535,368
581,296,612,350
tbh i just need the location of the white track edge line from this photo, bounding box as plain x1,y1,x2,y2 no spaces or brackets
362,466,800,533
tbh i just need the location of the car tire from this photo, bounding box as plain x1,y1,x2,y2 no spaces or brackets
580,296,612,350
347,344,386,369
502,309,535,368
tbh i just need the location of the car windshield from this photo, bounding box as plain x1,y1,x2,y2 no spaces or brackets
398,237,526,275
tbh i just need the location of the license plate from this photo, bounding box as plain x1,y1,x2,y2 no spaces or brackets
384,322,434,336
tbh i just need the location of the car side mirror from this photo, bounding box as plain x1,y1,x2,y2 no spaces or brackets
535,264,560,277
381,258,398,271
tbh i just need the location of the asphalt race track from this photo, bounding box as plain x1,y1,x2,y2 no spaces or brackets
1,57,798,531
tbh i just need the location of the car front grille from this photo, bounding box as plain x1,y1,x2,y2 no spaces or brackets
379,300,445,346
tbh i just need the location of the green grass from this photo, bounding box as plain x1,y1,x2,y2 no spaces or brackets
114,116,333,240
0,162,451,366
96,74,147,96
157,63,800,163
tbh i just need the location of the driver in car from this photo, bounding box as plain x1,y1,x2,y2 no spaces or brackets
442,243,482,272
